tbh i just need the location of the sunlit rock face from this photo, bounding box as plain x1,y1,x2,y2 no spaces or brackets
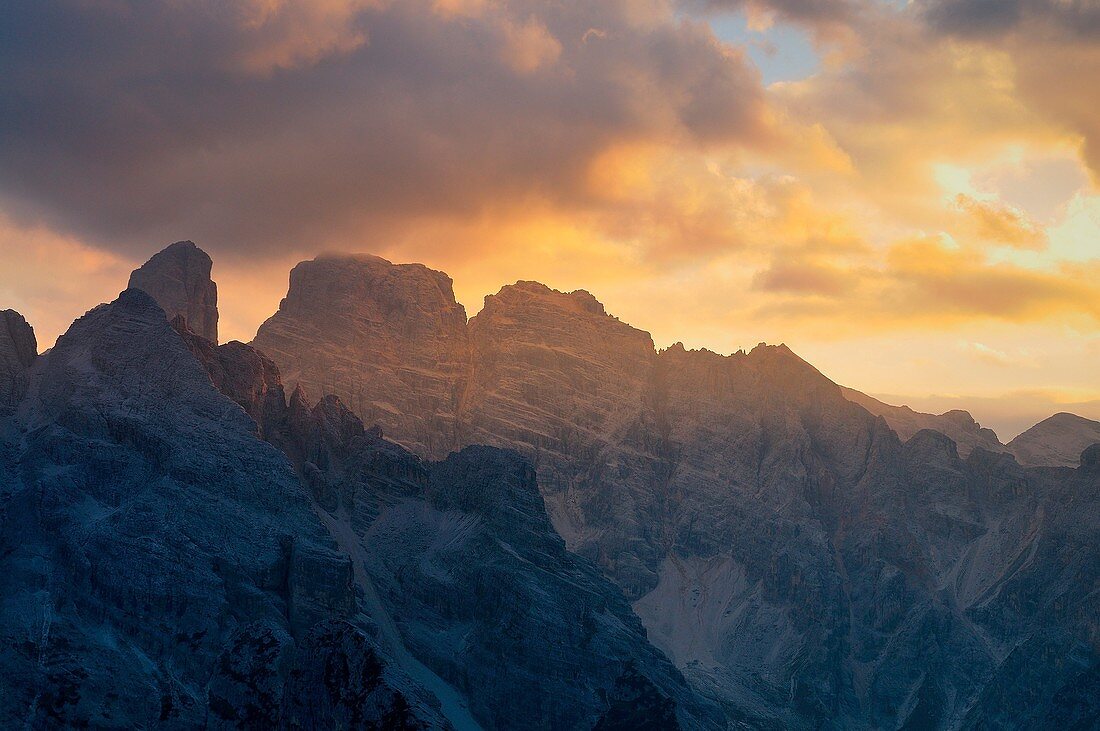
840,387,1008,458
229,328,719,729
253,259,1100,729
0,279,714,729
0,309,36,410
128,240,219,342
253,254,470,460
460,281,669,597
1008,411,1100,467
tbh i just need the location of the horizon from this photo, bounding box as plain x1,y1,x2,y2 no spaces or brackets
2,0,1098,442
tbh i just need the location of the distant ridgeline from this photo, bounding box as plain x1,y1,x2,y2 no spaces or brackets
1,241,1097,729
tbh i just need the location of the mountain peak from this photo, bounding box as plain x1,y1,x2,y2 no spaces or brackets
1008,411,1100,468
488,281,608,317
0,309,37,409
252,254,470,459
128,240,219,342
1,309,37,368
840,387,1006,458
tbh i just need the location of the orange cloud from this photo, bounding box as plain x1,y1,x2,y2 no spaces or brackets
499,17,562,74
752,259,858,296
883,237,1099,324
952,193,1047,249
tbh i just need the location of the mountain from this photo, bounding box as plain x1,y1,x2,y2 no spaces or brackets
0,309,36,411
254,254,470,459
1008,412,1100,468
0,290,444,728
0,245,719,729
839,387,1006,457
842,388,1100,469
253,253,1100,729
182,312,720,730
129,240,220,342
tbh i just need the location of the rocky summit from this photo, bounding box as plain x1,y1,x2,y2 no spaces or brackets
129,240,220,342
253,254,470,460
0,309,36,411
1007,412,1100,468
0,255,718,729
840,387,1007,458
253,251,1100,729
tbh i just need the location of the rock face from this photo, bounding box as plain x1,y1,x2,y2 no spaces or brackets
251,257,1100,729
128,240,219,342
300,420,719,730
219,345,717,729
0,309,36,410
0,282,716,730
0,289,447,728
253,255,470,459
840,386,1006,457
1008,412,1100,467
461,282,667,597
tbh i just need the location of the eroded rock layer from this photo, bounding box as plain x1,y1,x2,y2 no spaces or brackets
253,254,470,459
250,254,1100,729
0,279,713,730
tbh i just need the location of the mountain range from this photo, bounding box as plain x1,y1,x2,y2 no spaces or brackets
2,241,1098,729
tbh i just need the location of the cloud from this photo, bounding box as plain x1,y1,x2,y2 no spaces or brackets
910,0,1100,178
752,258,857,296
498,16,562,73
0,0,770,259
921,0,1100,39
961,341,1039,369
682,0,862,39
0,214,135,348
952,193,1048,249
0,0,1098,406
882,237,1100,323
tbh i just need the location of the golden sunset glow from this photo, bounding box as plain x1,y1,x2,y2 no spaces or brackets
1,0,1098,438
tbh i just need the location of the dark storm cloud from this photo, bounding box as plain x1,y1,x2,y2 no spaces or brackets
0,0,768,257
680,0,861,32
921,0,1100,38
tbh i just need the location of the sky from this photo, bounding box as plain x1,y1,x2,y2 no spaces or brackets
0,0,1098,440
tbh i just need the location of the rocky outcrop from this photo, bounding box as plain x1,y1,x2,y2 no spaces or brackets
171,315,290,444
460,282,668,596
279,621,447,730
1007,412,1100,467
840,386,1006,457
0,289,444,728
225,386,719,730
253,255,470,459
182,284,720,729
0,309,36,410
128,240,219,342
249,257,1100,729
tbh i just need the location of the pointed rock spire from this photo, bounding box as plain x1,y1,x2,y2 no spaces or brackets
129,240,219,342
0,309,37,409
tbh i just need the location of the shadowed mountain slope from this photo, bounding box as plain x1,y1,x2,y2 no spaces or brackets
1,240,724,729
0,289,444,728
251,253,1100,729
839,386,1007,458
